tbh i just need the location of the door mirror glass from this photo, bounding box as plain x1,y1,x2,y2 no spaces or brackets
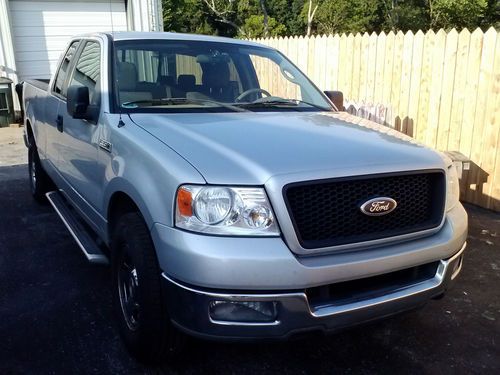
324,90,344,111
67,85,90,119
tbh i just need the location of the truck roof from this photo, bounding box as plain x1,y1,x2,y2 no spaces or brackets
78,31,269,49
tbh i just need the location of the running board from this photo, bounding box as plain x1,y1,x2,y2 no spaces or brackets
46,191,109,265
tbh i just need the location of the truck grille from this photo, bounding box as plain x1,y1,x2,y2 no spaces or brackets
283,171,446,249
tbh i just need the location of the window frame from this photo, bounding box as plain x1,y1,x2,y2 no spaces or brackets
51,40,81,100
110,39,333,114
66,40,102,105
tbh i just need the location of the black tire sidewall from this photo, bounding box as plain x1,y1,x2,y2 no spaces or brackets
28,145,37,195
28,145,48,201
111,212,181,363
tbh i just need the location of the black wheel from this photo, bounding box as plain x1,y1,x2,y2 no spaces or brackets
111,212,185,364
28,144,52,203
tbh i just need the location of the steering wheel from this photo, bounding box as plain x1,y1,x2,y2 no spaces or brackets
235,88,272,103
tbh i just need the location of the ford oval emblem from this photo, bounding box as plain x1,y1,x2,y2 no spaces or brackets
360,197,397,216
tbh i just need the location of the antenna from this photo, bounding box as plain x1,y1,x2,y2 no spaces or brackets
112,47,125,128
109,23,125,128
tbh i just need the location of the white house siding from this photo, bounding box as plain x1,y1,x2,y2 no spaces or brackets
126,0,163,32
0,0,163,114
9,0,127,81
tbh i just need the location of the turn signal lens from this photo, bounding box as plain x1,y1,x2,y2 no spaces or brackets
177,187,193,217
445,164,460,212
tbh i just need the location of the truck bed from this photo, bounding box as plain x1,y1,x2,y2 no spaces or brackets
25,79,50,91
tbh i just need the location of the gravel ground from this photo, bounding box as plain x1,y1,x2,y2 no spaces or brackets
0,127,26,167
0,127,499,374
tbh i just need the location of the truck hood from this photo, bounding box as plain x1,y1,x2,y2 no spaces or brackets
129,111,445,185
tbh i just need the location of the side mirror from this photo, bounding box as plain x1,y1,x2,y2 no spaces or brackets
67,85,90,119
324,90,344,111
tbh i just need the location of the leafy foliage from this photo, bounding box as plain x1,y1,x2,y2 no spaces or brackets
382,0,430,32
306,0,380,35
430,0,489,30
241,15,287,37
161,0,500,36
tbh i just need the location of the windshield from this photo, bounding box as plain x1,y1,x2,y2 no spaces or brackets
113,40,333,113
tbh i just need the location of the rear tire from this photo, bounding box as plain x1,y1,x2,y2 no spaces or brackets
28,144,52,203
111,212,185,364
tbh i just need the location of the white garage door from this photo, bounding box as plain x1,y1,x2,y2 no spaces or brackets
10,0,127,80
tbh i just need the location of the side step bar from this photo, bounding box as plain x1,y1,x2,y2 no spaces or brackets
46,191,109,265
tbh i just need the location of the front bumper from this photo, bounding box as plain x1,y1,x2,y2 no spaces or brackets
163,242,466,340
152,204,468,290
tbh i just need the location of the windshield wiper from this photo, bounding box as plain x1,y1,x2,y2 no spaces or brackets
121,97,247,112
234,98,330,111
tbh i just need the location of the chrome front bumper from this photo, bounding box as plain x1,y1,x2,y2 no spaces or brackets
163,242,466,341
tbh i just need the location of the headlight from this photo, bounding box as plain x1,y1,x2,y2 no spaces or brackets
175,185,280,236
445,164,460,211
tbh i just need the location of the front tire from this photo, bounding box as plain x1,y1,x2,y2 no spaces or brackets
28,144,52,203
111,212,185,364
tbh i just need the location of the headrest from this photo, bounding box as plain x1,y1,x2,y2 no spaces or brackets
177,74,196,88
202,63,230,88
158,75,175,86
196,53,230,64
117,62,137,91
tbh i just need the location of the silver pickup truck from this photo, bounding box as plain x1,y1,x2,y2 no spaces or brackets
21,32,467,363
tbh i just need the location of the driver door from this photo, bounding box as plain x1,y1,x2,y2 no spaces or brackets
56,39,104,226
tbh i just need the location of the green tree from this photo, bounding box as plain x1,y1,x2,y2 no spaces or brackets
266,0,306,35
304,0,380,34
161,0,498,37
241,14,287,37
429,0,488,29
163,0,215,34
382,0,430,32
483,0,500,29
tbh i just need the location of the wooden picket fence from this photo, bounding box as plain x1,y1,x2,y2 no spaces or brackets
252,28,500,212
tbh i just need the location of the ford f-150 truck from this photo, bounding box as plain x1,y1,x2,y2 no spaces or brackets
21,32,468,363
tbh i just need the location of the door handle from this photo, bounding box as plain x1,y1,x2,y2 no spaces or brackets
56,115,63,132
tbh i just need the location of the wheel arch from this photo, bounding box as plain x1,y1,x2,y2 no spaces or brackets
105,180,156,247
107,191,142,241
24,98,39,149
25,119,35,147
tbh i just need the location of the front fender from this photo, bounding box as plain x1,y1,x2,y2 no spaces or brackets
101,116,206,240
103,176,154,230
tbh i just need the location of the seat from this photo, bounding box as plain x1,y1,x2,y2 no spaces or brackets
201,63,239,102
116,62,152,104
158,75,183,98
158,75,176,87
177,74,197,96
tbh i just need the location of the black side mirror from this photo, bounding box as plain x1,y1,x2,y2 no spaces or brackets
324,91,344,111
67,85,90,119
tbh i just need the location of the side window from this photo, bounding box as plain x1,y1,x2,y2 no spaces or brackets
68,41,101,104
53,41,80,97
